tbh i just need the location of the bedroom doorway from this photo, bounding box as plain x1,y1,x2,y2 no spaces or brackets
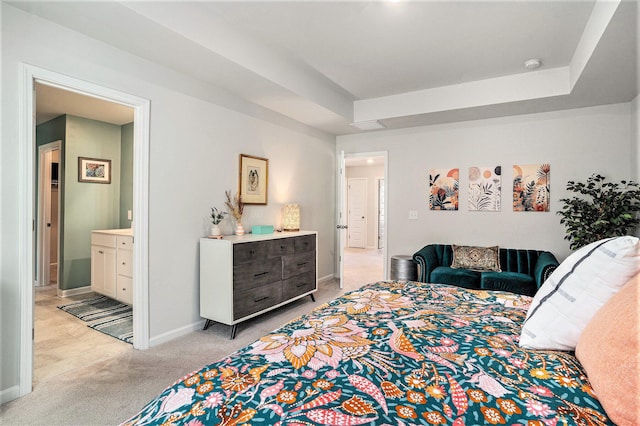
338,152,388,290
19,64,151,398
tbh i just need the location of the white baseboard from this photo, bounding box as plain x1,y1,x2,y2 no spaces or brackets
149,320,207,348
318,274,335,284
57,286,92,298
0,385,20,405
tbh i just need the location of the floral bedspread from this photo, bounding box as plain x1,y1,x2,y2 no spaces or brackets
123,281,612,425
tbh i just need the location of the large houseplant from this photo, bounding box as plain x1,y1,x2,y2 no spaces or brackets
557,174,640,250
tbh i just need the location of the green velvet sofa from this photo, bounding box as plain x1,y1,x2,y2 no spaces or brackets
412,244,559,296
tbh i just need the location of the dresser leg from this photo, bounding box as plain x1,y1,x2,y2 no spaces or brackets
310,294,316,302
230,324,238,340
203,319,212,331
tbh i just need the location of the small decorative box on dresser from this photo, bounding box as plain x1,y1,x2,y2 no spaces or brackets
91,229,133,305
200,231,317,338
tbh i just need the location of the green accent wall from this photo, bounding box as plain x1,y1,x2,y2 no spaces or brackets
120,122,134,228
62,115,122,290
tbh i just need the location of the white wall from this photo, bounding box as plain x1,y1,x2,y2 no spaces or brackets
1,4,335,401
346,165,384,248
632,95,639,181
338,102,634,266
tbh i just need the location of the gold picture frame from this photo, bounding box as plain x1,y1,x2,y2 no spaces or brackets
78,157,111,184
239,154,268,205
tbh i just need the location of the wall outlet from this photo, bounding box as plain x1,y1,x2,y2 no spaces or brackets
127,210,133,221
408,210,418,220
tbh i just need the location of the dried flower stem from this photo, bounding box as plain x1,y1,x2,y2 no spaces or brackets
225,190,244,222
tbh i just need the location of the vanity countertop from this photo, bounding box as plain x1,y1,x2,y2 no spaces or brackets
92,228,133,236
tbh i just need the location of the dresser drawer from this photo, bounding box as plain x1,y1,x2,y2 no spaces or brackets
294,235,315,253
267,238,295,257
117,248,133,277
282,271,316,300
233,258,282,292
282,251,315,279
234,281,282,320
233,241,267,263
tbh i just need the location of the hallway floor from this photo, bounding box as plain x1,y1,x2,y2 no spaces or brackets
343,247,384,290
34,286,131,385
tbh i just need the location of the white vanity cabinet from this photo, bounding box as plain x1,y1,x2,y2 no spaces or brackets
91,229,133,304
200,231,317,338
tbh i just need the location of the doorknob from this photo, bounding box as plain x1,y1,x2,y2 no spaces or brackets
47,223,51,227
337,225,348,229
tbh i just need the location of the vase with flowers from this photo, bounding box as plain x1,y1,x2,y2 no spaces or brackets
225,190,245,235
209,206,227,236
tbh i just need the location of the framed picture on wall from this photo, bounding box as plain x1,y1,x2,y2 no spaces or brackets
78,157,111,184
239,154,268,205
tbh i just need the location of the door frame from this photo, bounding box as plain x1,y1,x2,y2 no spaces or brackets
19,64,151,397
37,141,61,288
376,177,385,250
336,151,388,285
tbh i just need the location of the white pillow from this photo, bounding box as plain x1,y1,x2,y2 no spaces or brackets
519,236,640,350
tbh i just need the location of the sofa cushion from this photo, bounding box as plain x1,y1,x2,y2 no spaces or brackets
480,271,536,296
430,266,480,289
451,244,501,271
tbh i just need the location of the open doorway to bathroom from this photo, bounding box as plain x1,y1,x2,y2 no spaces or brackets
33,82,135,384
342,154,386,291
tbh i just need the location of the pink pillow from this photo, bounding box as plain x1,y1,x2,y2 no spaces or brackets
575,273,640,425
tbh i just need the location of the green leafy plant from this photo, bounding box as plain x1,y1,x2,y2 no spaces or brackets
209,206,227,225
557,174,640,250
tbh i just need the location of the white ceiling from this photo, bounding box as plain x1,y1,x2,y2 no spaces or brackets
18,0,637,135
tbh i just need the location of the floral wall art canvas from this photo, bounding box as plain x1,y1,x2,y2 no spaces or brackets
513,164,551,212
429,168,459,211
468,166,501,211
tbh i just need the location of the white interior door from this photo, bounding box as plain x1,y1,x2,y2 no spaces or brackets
347,177,367,248
38,141,61,288
377,178,385,250
337,151,346,288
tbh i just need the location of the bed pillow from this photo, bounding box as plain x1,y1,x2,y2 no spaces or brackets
450,244,501,272
575,273,639,426
519,236,640,350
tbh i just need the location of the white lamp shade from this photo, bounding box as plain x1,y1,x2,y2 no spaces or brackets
282,204,300,231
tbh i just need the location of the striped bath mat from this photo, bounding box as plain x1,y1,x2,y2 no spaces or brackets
58,295,133,344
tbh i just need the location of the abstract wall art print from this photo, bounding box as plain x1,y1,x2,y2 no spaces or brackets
513,163,551,212
429,168,459,211
468,166,501,211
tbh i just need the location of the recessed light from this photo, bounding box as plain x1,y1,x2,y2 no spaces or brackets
524,58,542,71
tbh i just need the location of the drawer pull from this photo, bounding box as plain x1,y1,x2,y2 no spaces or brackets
297,262,308,267
249,250,256,256
280,245,285,250
253,271,269,278
296,282,308,288
122,262,126,265
98,250,104,254
254,296,269,303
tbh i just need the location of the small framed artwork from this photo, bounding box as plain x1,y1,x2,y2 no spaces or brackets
78,157,111,184
239,154,268,205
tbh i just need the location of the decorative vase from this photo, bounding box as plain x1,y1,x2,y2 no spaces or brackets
210,223,221,236
235,222,245,236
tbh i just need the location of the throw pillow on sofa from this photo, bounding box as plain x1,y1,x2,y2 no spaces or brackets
450,244,501,272
519,236,640,351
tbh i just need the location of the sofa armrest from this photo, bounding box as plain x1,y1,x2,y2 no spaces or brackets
533,251,560,289
412,245,441,283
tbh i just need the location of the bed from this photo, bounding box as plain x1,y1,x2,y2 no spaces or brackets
122,280,616,426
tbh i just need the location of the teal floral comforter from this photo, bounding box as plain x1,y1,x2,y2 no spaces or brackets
123,281,612,425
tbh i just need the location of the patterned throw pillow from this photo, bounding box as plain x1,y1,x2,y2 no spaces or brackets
450,245,501,272
519,236,640,351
